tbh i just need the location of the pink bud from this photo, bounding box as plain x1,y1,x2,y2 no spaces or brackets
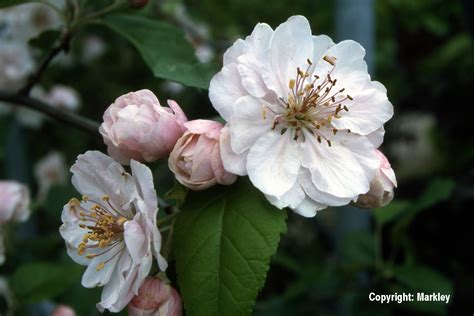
128,277,182,316
355,150,397,208
52,305,76,316
0,181,30,224
168,120,237,190
99,89,188,164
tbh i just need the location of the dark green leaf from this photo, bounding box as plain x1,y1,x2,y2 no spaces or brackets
340,231,376,269
102,14,218,89
174,178,287,316
373,200,410,225
11,262,83,303
392,264,452,294
164,181,188,207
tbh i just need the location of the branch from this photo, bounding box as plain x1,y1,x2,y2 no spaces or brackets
19,31,72,96
0,91,100,137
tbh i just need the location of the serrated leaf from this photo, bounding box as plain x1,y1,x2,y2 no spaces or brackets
174,178,287,316
11,262,83,303
102,14,218,89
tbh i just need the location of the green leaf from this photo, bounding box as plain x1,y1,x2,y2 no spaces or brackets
174,178,287,316
164,181,188,207
340,231,376,269
412,178,454,213
373,200,410,225
11,262,83,303
102,14,218,89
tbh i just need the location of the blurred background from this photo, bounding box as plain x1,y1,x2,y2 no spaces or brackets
0,0,473,315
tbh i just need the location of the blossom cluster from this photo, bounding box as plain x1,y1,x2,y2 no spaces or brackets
0,13,399,315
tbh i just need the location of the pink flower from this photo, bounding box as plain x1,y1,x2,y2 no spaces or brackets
44,85,81,111
128,277,182,316
355,150,397,208
52,305,76,316
168,120,237,191
59,151,167,313
99,89,188,164
0,181,30,224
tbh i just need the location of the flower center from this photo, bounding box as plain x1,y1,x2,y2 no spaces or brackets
271,56,353,145
68,195,129,271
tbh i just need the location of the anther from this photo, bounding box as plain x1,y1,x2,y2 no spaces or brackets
323,55,337,66
333,129,338,135
327,140,332,147
307,58,313,65
317,136,322,143
96,262,105,271
289,79,295,90
347,95,354,101
82,195,89,202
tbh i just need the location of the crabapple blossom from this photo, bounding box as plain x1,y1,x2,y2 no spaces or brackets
169,120,237,191
34,151,68,202
44,85,81,111
59,151,167,312
99,89,188,164
0,181,31,265
52,305,76,316
209,15,394,216
355,150,397,208
128,277,182,316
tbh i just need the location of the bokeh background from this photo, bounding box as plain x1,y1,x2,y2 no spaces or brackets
1,0,473,315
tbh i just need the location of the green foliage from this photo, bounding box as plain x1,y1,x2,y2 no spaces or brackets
174,178,287,316
341,231,376,269
102,14,218,89
11,262,83,303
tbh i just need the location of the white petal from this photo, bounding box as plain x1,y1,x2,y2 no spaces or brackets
331,80,393,135
209,63,247,121
314,40,369,96
81,244,124,288
298,168,352,206
264,181,305,210
247,130,301,197
223,39,246,66
300,130,376,198
124,217,147,262
367,127,385,148
264,15,314,97
293,197,327,217
310,35,334,74
229,96,273,154
130,160,158,216
219,125,248,176
237,54,272,98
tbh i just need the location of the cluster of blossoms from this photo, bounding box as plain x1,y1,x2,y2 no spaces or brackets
55,15,396,314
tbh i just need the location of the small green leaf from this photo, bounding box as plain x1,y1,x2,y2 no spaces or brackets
412,178,454,213
102,14,218,89
341,231,376,269
174,178,287,316
11,262,83,303
373,200,410,225
392,264,453,294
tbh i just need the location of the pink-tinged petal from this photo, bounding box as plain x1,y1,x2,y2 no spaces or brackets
247,130,301,197
376,150,398,187
264,15,314,97
219,125,248,176
166,100,188,125
229,96,273,154
124,217,147,262
300,130,376,198
331,80,393,135
210,142,237,185
183,120,223,140
209,63,247,121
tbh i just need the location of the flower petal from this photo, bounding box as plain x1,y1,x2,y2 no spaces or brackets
219,125,248,176
264,181,305,210
247,130,301,197
229,96,273,154
81,244,124,288
298,168,352,206
294,197,327,217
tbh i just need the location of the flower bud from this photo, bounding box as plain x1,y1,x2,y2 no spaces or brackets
0,181,30,224
52,305,76,316
169,120,237,190
99,89,188,164
128,277,182,316
355,150,397,208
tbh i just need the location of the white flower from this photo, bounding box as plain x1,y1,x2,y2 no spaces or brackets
0,41,35,90
44,85,81,111
210,15,393,217
59,151,167,312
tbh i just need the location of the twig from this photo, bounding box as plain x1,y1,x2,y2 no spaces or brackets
0,91,100,136
19,32,72,96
